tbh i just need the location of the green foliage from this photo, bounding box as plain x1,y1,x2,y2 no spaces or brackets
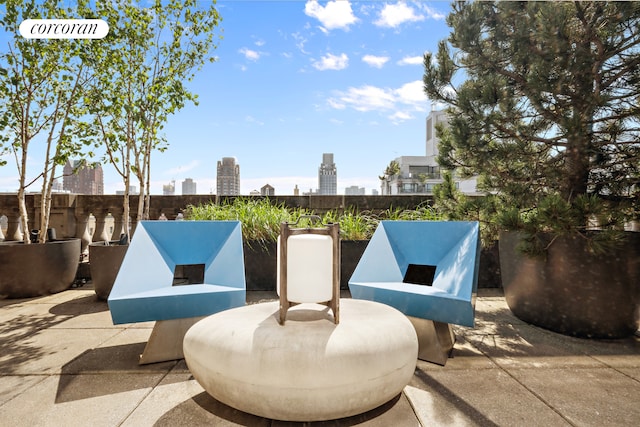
424,1,640,253
87,0,221,224
324,207,378,241
0,0,98,242
185,199,444,246
185,198,309,250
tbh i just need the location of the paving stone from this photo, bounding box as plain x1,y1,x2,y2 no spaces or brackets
122,373,270,427
0,328,121,375
508,367,640,427
0,374,163,427
0,375,47,405
409,368,570,426
0,288,638,426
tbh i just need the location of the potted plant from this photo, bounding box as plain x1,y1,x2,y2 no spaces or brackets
85,0,222,299
0,0,95,298
423,1,640,338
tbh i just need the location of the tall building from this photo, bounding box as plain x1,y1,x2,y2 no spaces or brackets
116,185,138,195
163,180,175,195
345,185,365,195
380,109,478,195
318,153,337,195
261,184,275,196
182,178,197,195
217,157,240,196
63,160,104,195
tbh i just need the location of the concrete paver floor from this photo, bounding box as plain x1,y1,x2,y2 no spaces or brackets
1,286,638,426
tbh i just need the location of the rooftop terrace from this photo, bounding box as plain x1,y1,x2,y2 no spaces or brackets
1,286,638,426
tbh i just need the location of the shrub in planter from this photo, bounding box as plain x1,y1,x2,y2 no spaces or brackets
424,2,640,337
0,1,90,297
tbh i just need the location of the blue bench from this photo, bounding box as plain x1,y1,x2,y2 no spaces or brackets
349,221,480,364
108,220,246,363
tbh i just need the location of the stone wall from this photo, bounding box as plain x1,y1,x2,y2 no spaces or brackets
0,193,502,288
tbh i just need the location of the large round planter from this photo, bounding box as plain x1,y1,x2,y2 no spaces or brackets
89,242,128,300
0,238,81,299
499,231,640,338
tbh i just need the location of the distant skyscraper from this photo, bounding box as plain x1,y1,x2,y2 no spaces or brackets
63,160,104,195
261,184,275,196
345,185,365,195
217,157,240,196
116,186,138,195
182,178,197,195
318,153,337,195
163,180,175,195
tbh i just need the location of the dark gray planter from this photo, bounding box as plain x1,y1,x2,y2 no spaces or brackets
89,241,128,300
243,241,277,292
0,238,81,299
499,231,640,338
341,240,369,290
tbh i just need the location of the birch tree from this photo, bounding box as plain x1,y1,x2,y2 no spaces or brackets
88,0,221,237
0,0,94,243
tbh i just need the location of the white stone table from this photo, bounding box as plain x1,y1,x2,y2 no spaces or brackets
183,299,418,422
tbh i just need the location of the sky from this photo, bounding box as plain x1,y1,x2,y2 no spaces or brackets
0,1,453,195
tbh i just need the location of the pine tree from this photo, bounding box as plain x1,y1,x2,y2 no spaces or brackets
424,1,640,242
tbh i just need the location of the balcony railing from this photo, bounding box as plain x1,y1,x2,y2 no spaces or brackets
0,193,436,255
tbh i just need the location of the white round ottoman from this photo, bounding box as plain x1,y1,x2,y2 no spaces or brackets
183,299,418,422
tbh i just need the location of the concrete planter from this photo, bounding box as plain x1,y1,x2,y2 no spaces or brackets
499,231,640,338
0,238,81,299
89,241,128,300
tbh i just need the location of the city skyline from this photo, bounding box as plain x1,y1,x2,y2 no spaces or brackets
0,1,451,195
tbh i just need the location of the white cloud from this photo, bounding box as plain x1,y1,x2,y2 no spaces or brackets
239,47,261,61
304,0,358,31
312,53,349,71
327,80,427,122
395,80,427,106
245,115,265,126
254,39,265,47
397,55,423,66
362,54,389,68
292,32,309,54
327,98,346,110
416,4,446,20
331,85,396,112
374,2,424,28
388,111,413,124
164,160,200,176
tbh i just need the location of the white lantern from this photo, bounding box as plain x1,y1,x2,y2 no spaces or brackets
277,216,340,324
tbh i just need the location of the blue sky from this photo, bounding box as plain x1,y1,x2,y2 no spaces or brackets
0,1,453,195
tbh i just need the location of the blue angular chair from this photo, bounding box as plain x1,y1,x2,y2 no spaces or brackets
108,220,246,364
349,221,480,365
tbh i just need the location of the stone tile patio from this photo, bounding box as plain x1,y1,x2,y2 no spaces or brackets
1,286,638,426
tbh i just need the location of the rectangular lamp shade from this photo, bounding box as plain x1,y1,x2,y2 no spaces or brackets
277,234,334,303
